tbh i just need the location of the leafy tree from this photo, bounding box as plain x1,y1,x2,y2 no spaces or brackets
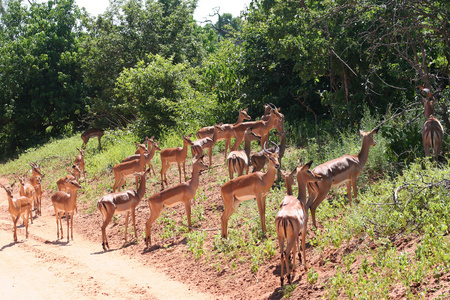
80,0,203,128
114,54,217,137
0,0,85,159
199,40,244,122
239,0,449,131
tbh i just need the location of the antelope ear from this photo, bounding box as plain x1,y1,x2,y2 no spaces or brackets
290,166,297,176
313,172,323,179
359,130,364,137
305,160,313,169
299,160,313,172
372,127,379,134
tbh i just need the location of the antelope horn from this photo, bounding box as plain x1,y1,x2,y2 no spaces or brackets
271,140,280,153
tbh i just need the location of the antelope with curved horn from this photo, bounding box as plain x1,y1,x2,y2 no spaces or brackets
227,128,261,179
0,183,32,242
98,168,150,251
419,86,444,162
145,156,208,247
191,123,224,166
51,180,82,241
251,130,287,173
276,161,322,286
221,142,280,239
308,128,379,228
231,107,284,152
160,134,193,189
112,142,147,192
197,108,251,158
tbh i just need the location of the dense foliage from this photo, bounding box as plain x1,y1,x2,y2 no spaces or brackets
1,1,449,297
0,0,449,164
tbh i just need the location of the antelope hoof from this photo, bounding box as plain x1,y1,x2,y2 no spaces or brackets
280,278,284,287
287,274,292,284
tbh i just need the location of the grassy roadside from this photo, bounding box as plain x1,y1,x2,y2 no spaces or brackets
0,127,449,298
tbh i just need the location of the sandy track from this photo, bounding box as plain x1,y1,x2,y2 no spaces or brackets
0,185,215,300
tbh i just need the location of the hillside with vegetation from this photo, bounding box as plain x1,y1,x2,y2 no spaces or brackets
0,0,449,299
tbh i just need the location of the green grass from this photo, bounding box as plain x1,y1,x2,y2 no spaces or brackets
1,113,449,298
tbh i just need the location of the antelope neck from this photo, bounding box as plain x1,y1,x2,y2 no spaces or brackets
357,137,372,167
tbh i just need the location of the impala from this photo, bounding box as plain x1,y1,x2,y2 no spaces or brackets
276,161,322,286
191,123,224,166
16,175,36,223
136,136,155,154
0,183,32,242
73,148,86,180
81,128,104,149
227,128,261,179
420,88,444,162
74,147,86,179
279,165,297,205
57,165,82,192
308,127,379,228
251,130,287,173
231,107,284,152
123,139,161,176
221,142,280,239
112,142,147,192
260,103,273,122
160,134,193,189
51,180,82,241
98,169,150,251
145,156,208,247
35,175,44,216
29,162,44,216
197,108,251,158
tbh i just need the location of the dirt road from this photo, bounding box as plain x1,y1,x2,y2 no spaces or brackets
0,184,216,300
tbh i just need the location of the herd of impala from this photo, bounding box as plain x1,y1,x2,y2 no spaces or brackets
1,88,444,287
